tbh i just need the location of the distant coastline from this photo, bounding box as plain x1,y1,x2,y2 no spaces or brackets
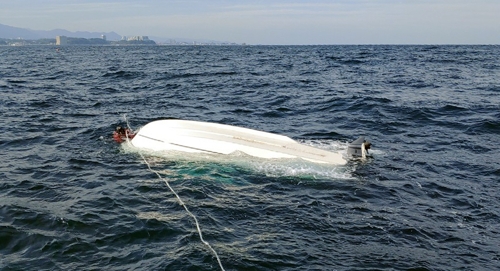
0,36,245,46
0,23,244,46
0,36,156,46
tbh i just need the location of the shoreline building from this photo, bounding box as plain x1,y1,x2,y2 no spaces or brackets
123,36,150,41
55,36,67,45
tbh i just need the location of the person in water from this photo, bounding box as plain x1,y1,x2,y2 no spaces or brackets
113,126,135,143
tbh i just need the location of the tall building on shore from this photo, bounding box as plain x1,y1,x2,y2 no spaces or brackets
56,36,67,45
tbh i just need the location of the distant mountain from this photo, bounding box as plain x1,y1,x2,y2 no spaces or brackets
0,24,38,39
0,23,121,41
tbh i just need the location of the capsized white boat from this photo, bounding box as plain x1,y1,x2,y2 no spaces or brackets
129,119,370,165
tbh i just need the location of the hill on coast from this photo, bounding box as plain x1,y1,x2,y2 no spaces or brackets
0,23,241,45
0,23,121,40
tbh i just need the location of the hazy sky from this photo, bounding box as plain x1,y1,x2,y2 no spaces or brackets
1,0,499,44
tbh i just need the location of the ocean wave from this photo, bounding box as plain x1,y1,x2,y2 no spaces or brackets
2,45,500,270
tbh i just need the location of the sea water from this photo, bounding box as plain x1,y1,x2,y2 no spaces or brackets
1,45,499,270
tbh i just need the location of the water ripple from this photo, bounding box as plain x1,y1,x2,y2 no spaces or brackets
1,45,499,270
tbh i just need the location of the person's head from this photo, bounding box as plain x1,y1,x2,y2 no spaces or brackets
116,126,126,134
363,140,371,150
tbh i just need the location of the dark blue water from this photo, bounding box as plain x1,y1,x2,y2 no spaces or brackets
1,45,499,271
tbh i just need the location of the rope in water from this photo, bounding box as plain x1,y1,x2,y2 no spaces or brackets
123,116,226,271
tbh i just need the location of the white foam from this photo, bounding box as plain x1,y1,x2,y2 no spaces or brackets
121,138,356,180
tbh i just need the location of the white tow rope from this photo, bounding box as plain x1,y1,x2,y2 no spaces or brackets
123,115,226,271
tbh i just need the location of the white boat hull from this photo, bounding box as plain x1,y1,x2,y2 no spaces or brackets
129,119,348,165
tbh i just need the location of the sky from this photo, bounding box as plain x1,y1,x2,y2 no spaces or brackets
1,0,499,45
